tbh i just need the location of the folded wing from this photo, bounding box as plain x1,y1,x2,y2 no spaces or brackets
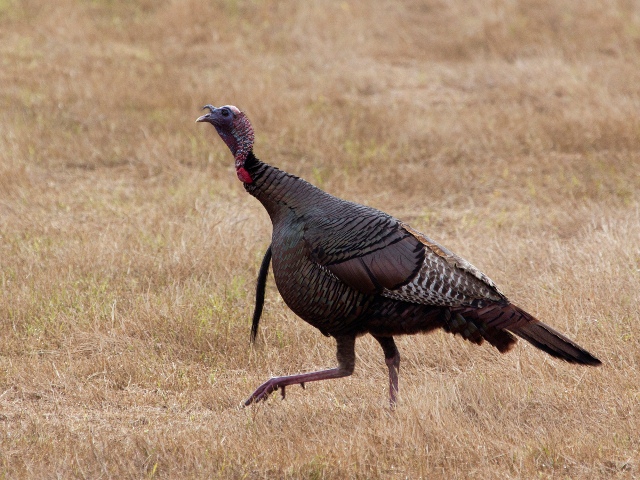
304,205,506,308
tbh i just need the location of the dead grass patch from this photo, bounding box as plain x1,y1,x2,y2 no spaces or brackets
1,0,639,478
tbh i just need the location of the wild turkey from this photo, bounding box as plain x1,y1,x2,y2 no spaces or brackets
196,104,601,407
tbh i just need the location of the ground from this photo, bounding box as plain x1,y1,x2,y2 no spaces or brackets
0,0,639,478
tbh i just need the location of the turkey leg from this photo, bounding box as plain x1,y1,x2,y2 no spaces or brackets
374,335,400,408
244,335,356,406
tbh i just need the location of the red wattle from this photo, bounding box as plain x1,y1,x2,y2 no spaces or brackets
236,167,253,184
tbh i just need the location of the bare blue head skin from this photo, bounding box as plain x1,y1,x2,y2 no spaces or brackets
197,104,255,183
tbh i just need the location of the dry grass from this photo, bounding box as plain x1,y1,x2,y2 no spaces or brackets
1,0,639,478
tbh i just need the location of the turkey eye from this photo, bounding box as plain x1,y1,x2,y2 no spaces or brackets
221,109,230,117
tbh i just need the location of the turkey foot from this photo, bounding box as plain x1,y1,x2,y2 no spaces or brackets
244,367,352,406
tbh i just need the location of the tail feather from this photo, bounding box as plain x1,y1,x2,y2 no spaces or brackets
510,317,602,365
452,303,601,366
250,245,272,344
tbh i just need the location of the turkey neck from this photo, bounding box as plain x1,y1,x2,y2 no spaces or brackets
241,151,330,223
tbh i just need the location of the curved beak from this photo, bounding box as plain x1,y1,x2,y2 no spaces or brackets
196,104,217,123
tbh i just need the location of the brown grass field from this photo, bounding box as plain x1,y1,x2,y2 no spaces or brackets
1,0,640,478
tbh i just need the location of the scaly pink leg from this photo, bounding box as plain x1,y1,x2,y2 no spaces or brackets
385,352,400,408
374,335,401,408
244,335,356,406
244,367,351,406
